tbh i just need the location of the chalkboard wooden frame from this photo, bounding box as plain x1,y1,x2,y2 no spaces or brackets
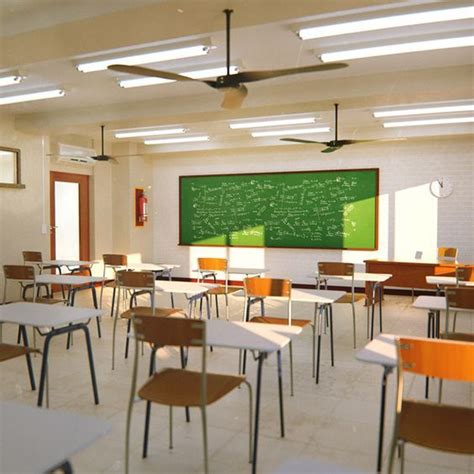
179,168,379,250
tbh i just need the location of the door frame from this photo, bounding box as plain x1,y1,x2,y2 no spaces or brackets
50,171,90,261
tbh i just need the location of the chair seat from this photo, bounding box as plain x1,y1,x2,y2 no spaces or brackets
0,343,39,362
207,286,241,296
335,293,366,304
442,332,474,343
249,316,311,327
138,368,245,407
24,297,64,305
120,307,184,320
400,399,474,454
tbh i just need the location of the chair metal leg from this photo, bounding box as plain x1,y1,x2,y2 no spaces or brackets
288,342,294,396
169,406,173,449
400,441,405,474
20,326,36,391
125,319,131,359
110,286,116,317
438,379,443,403
329,305,334,367
200,406,209,474
215,294,220,319
351,302,357,349
244,381,253,463
316,307,323,384
180,346,190,423
142,401,152,458
277,351,285,436
452,311,458,331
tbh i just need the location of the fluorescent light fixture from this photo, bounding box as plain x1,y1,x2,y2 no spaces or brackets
320,36,474,62
76,45,209,73
115,128,185,138
0,75,23,87
374,104,474,117
299,6,474,39
0,89,65,105
230,117,317,129
119,65,238,88
144,136,209,145
383,117,474,127
252,127,330,138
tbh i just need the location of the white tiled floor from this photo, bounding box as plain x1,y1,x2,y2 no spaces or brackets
1,289,472,473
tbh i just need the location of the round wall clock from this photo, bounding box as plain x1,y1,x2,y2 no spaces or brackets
429,177,454,198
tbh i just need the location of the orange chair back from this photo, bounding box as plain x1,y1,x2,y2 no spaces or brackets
3,265,35,281
103,254,127,266
438,247,458,260
22,251,42,263
445,286,474,310
116,270,155,289
318,262,354,277
134,316,204,347
198,258,227,271
456,266,474,282
399,337,474,382
244,277,290,298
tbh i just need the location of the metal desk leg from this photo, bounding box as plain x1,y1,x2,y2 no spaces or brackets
276,350,285,438
82,325,100,405
316,305,324,384
20,325,36,390
370,283,378,340
252,353,266,474
378,283,383,333
376,366,392,473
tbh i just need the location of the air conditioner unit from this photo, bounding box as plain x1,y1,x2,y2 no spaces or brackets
56,143,96,165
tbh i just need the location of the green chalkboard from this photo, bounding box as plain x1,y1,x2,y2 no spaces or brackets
179,168,378,249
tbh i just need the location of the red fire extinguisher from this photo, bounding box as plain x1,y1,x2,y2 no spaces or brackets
138,192,148,223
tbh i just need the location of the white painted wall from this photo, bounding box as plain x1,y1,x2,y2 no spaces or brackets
152,136,474,285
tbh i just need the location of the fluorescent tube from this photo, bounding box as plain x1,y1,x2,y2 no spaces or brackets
145,136,209,145
374,104,474,117
77,45,209,73
0,89,65,105
0,75,23,87
230,117,316,129
383,117,474,127
252,127,330,138
115,128,186,138
299,6,474,39
320,36,474,62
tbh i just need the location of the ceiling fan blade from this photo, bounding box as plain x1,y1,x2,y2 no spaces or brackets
230,63,348,84
280,138,326,145
220,85,248,109
108,64,218,88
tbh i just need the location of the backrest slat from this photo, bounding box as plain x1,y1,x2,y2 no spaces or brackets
399,337,474,382
133,316,204,347
446,286,474,310
244,277,290,298
198,258,227,271
318,262,354,277
116,270,155,290
103,254,127,266
438,247,458,260
22,251,42,263
3,265,35,281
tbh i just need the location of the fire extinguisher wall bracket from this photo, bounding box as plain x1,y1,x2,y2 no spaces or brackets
135,188,148,226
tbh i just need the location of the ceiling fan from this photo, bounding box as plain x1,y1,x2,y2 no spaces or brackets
281,104,404,153
108,9,348,109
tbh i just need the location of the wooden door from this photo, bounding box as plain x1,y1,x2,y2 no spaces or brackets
50,172,90,261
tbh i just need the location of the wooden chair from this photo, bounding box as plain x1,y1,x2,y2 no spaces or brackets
2,265,63,305
125,316,252,474
437,247,458,261
388,337,474,473
0,338,39,391
111,270,183,369
243,277,311,396
100,254,127,316
317,262,369,348
197,257,239,320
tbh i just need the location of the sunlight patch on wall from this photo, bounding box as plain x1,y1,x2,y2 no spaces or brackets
394,183,437,261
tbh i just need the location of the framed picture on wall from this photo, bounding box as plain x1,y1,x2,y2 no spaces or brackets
0,146,25,189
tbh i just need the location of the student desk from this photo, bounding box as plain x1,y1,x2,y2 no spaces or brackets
126,319,302,474
0,302,102,407
313,271,392,339
25,259,98,275
356,334,397,473
0,400,110,474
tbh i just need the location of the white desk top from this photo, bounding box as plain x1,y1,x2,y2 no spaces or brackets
154,280,218,296
0,303,102,327
194,267,269,275
126,262,165,272
355,334,397,368
232,288,345,304
157,263,180,270
26,259,97,267
412,295,446,311
313,272,392,283
0,401,110,474
36,274,105,285
426,276,474,287
206,320,293,352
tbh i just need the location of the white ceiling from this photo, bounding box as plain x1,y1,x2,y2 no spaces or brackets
0,0,472,155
